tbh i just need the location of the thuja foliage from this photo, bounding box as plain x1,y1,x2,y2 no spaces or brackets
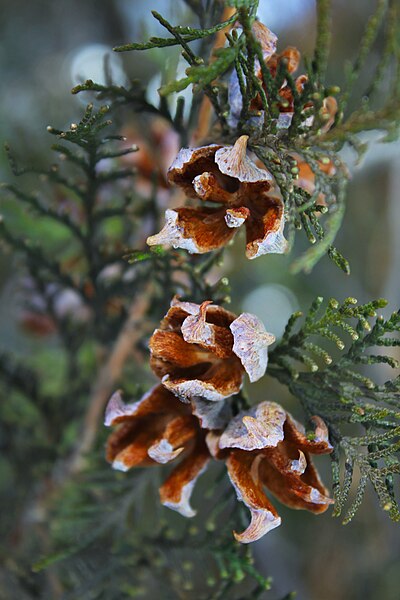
269,297,400,523
93,0,400,274
0,0,399,598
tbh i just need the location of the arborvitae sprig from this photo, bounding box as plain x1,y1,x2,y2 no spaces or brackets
323,0,400,150
113,11,238,52
233,0,398,269
269,297,400,523
269,296,388,376
0,105,150,563
1,104,143,344
71,0,400,274
108,0,352,273
0,98,252,599
253,142,350,274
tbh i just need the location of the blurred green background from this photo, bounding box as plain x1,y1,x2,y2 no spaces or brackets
0,1,399,598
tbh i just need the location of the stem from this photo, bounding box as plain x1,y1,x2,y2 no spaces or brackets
313,0,332,83
69,283,152,474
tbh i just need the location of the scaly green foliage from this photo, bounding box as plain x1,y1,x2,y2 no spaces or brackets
269,297,400,523
108,0,399,274
113,11,239,52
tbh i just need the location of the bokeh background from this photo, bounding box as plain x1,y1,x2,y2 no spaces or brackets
0,1,399,598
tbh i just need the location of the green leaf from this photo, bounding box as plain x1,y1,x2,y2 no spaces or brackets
159,46,239,96
290,195,347,275
124,246,165,263
113,14,238,52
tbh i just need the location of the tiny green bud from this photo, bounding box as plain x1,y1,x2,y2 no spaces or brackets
165,528,176,540
220,569,229,579
326,85,341,95
233,569,245,583
263,579,272,590
183,581,194,591
329,298,339,309
189,525,199,536
206,520,216,532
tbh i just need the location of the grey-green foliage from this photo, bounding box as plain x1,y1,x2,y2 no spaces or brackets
269,297,400,523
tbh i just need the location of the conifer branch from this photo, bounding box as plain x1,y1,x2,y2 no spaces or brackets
269,297,400,522
113,11,239,52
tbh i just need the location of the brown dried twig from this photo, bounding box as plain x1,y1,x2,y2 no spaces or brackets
69,286,152,474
